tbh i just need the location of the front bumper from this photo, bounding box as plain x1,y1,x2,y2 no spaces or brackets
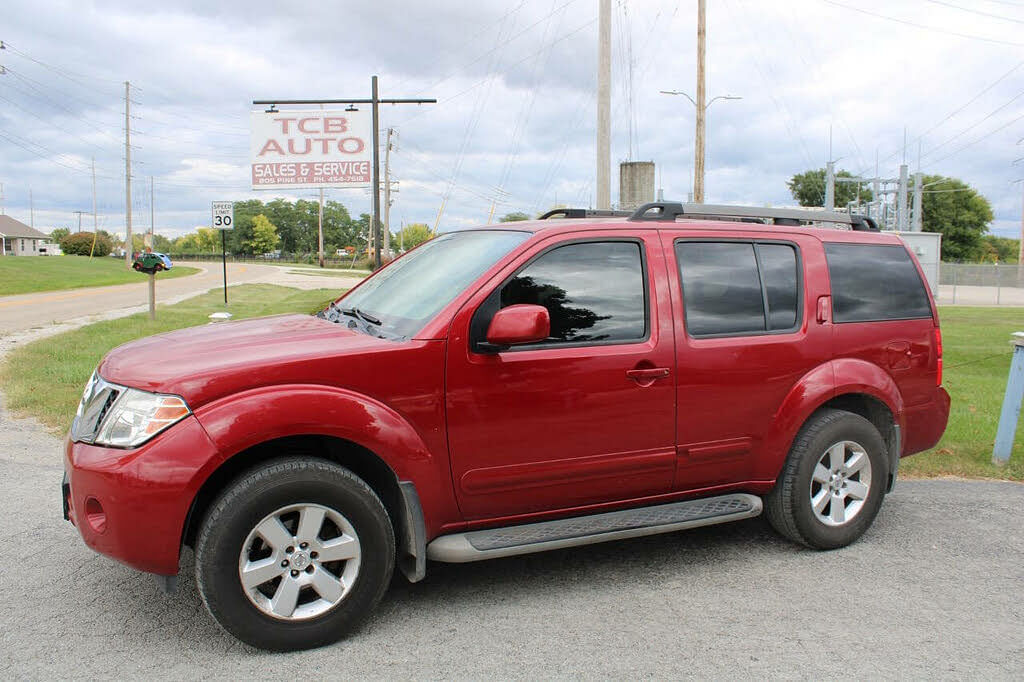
62,415,220,575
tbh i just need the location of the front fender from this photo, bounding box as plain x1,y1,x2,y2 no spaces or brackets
192,384,456,537
754,359,903,481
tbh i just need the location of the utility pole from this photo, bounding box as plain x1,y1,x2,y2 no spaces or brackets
150,175,154,241
318,188,325,268
124,81,132,268
370,75,382,268
0,182,4,215
824,161,835,211
597,0,611,209
383,127,395,258
252,79,434,270
694,0,707,203
74,210,85,232
29,188,33,228
91,157,97,232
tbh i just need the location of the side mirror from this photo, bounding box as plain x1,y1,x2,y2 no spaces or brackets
485,304,550,348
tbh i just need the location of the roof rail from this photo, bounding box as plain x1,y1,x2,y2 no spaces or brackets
537,208,633,220
627,202,879,231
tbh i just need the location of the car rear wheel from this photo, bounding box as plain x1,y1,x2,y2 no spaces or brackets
195,458,394,651
765,409,887,549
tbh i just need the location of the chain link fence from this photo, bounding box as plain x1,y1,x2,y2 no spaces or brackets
938,263,1024,306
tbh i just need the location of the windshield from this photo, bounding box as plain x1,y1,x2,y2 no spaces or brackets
334,230,530,339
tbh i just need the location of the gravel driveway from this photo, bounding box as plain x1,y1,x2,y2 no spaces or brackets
1,401,1021,679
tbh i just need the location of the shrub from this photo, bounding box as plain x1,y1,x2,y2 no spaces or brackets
60,232,113,257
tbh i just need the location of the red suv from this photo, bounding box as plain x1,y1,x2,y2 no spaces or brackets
63,202,950,650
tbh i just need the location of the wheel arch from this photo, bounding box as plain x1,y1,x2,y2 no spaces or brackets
757,359,904,486
181,434,428,582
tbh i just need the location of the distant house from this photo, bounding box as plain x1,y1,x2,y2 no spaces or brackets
0,215,50,256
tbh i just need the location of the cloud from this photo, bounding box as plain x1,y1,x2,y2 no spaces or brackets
0,0,1021,242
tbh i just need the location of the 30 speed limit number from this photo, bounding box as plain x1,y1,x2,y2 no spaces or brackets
212,201,234,229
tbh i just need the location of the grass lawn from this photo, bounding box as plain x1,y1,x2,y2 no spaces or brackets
0,284,338,431
901,306,1024,480
0,256,199,296
286,269,367,278
2,293,1022,480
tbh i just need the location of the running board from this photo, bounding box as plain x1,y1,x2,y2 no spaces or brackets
427,493,762,563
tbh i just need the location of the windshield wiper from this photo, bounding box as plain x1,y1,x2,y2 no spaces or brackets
340,306,382,326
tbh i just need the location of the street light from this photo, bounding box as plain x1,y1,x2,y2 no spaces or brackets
660,90,742,202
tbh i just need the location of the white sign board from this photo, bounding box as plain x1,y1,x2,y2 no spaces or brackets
212,201,234,230
249,110,372,189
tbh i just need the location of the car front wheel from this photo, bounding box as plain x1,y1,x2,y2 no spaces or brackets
195,457,394,651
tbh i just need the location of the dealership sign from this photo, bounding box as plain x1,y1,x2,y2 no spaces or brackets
249,110,372,189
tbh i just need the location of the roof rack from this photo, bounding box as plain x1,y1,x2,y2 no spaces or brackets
537,208,633,220
627,202,879,231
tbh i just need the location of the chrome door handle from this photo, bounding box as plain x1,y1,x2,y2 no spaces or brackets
626,367,671,382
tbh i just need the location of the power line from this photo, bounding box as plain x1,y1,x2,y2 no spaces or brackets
0,41,124,87
922,110,1024,169
920,88,1024,161
859,59,1024,175
402,0,581,100
919,0,1024,24
820,0,1024,46
722,0,815,167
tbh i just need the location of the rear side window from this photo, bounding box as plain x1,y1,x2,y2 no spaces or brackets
824,243,931,322
676,241,801,337
499,241,646,344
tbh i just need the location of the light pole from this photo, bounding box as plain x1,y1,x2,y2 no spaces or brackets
660,91,741,202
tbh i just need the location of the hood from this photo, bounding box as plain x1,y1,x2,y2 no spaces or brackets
98,314,391,407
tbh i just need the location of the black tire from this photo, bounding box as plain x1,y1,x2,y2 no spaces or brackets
195,458,394,651
765,409,888,550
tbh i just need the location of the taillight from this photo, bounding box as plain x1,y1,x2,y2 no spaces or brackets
935,327,943,386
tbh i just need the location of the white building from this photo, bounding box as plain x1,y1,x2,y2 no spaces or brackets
0,215,50,255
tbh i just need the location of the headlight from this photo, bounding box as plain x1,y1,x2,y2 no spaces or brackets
73,371,191,448
94,388,191,448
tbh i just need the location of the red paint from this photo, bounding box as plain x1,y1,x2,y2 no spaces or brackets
486,304,550,346
64,217,950,577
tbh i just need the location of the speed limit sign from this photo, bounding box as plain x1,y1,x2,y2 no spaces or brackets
212,201,234,229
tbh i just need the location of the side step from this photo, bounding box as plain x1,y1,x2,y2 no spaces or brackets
427,493,762,563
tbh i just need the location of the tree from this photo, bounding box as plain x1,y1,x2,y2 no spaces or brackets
248,214,281,254
172,228,219,253
787,168,873,208
976,235,1019,264
919,175,994,261
59,231,112,257
50,227,70,243
390,223,435,252
500,211,531,222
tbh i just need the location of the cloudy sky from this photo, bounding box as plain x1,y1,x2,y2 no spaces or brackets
1,0,1022,240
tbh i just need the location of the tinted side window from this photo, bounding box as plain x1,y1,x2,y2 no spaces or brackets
759,244,799,330
676,241,800,336
825,243,931,322
677,242,764,336
499,241,646,344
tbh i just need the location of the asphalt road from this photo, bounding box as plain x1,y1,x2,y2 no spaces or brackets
0,262,365,335
0,262,275,334
0,401,1021,679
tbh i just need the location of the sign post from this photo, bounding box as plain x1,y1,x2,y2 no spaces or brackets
212,201,233,305
993,332,1024,464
